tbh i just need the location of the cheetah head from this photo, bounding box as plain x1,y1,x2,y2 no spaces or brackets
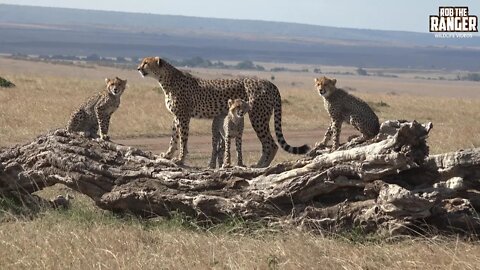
105,77,127,96
228,99,250,118
137,57,168,80
314,76,337,97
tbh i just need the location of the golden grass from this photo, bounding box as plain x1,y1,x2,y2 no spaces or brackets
1,72,478,155
1,201,480,270
1,58,480,269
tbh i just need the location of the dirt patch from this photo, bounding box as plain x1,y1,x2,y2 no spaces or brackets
115,127,356,156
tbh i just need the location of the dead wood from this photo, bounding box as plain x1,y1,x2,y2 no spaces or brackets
1,120,479,235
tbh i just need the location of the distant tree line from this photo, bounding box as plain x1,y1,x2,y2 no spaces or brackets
10,53,480,82
457,73,480,82
34,54,268,71
169,57,265,71
38,54,137,63
414,73,480,82
356,67,368,76
270,67,309,73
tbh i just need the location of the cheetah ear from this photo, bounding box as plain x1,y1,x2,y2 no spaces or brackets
332,78,337,85
314,78,319,83
115,77,126,83
227,99,233,107
105,78,110,84
155,56,161,66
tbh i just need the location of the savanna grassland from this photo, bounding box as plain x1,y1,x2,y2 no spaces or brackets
1,57,480,269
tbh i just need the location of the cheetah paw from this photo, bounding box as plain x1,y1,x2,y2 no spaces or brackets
314,142,327,149
222,163,231,169
160,152,174,159
171,157,185,165
330,147,339,152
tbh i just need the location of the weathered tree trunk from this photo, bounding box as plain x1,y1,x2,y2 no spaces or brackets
1,120,479,235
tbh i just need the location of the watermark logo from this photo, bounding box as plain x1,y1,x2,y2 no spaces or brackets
430,6,478,38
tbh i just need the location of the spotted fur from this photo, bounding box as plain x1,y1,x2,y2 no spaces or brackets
209,99,249,168
137,57,309,167
315,76,379,150
66,77,127,140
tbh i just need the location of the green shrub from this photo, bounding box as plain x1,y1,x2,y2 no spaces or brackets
0,76,15,88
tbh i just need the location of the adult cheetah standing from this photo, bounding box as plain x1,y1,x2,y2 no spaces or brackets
137,57,309,167
314,76,379,150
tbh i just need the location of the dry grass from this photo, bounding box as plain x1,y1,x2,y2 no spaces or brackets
1,58,480,269
0,71,478,155
1,198,480,270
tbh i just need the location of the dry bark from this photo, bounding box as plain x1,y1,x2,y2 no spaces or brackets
0,120,479,235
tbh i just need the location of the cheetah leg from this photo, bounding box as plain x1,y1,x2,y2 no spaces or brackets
209,140,218,168
347,118,361,143
350,135,368,144
347,134,360,142
235,135,244,167
217,137,225,168
331,120,342,151
88,122,99,139
352,120,377,144
173,116,190,165
79,125,98,139
222,135,232,168
349,117,373,144
264,139,278,168
316,123,333,148
209,117,221,168
162,118,179,160
67,110,98,138
348,127,371,145
66,110,87,133
97,113,111,141
250,112,277,168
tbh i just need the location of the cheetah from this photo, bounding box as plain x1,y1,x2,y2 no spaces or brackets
137,57,309,167
314,76,379,150
66,77,127,140
209,99,250,168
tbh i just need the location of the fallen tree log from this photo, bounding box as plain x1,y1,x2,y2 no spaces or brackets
1,120,479,235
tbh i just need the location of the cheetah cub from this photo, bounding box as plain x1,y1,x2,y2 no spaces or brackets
315,76,379,151
66,77,127,140
209,99,250,168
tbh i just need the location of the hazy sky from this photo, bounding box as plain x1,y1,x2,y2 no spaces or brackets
1,0,479,32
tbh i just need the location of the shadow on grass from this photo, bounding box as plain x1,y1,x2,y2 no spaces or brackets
0,193,53,220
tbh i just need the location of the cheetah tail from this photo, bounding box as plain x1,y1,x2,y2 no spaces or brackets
273,92,310,155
